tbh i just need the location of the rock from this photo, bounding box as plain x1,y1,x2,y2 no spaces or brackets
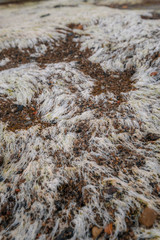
139,207,157,228
104,223,113,235
92,226,103,240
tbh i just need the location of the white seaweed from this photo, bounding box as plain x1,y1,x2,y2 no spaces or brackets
0,1,160,240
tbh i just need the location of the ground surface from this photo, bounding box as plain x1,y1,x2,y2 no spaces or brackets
0,0,160,240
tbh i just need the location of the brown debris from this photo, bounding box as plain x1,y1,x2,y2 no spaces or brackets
57,179,86,209
0,27,135,99
90,68,135,97
139,207,158,228
0,45,36,71
37,39,134,98
0,26,137,133
0,97,51,131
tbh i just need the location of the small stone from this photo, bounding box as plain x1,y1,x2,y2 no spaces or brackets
150,72,158,76
33,111,37,115
139,207,157,228
16,105,24,112
15,188,21,194
92,226,103,240
77,24,83,30
104,223,113,235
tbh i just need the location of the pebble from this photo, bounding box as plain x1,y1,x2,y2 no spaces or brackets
15,189,21,194
139,207,157,228
16,105,24,112
92,226,103,240
77,24,83,30
104,223,113,235
150,72,158,76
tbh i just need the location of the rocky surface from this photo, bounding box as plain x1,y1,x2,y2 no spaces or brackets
0,0,160,240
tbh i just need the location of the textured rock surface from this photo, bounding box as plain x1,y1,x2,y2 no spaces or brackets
0,0,160,240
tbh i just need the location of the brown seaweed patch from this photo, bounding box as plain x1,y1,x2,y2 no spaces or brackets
0,45,38,71
0,27,135,100
78,63,135,97
57,179,86,209
0,97,51,131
